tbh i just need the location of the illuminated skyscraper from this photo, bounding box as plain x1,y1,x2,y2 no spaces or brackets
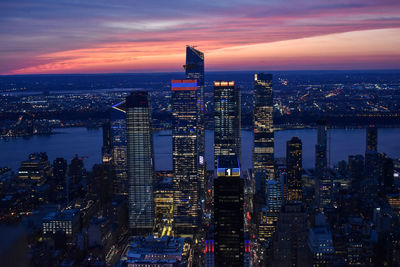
171,79,200,235
110,101,128,196
184,46,206,192
286,137,302,202
126,91,154,234
253,73,274,208
214,81,241,166
214,155,244,266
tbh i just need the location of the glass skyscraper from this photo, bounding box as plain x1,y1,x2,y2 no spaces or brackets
214,81,241,167
171,79,200,235
264,179,282,239
214,155,244,267
126,91,154,234
253,73,274,209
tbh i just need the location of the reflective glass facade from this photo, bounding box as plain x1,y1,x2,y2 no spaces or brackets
126,92,154,233
185,46,206,192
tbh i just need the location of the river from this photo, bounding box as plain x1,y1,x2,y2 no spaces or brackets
1,127,399,173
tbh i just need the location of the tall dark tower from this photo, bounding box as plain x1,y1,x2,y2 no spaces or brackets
366,125,378,152
253,73,274,208
382,156,394,192
53,158,67,179
286,137,303,202
315,121,327,177
365,125,379,181
315,120,331,209
101,121,112,164
53,157,68,203
126,91,154,234
171,79,200,235
214,156,244,267
214,81,241,167
184,46,206,193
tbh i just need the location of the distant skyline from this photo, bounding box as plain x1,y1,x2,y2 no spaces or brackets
1,0,400,75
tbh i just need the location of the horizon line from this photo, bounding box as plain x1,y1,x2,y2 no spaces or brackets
1,68,400,77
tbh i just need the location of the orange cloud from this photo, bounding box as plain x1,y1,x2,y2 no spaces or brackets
9,28,400,74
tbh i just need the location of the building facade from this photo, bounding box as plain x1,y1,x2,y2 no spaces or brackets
184,46,206,193
214,156,244,267
42,209,80,236
286,137,303,202
110,101,128,196
126,91,154,234
315,121,331,209
366,125,378,152
259,179,282,243
214,81,241,167
171,79,200,235
253,73,274,205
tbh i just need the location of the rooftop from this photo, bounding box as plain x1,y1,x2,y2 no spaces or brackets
43,209,79,221
121,235,188,265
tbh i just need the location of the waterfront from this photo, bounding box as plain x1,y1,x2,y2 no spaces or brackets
1,127,399,172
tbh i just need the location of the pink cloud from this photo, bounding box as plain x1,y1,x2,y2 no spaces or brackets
1,0,400,74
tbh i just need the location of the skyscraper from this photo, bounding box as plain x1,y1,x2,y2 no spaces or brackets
269,203,309,267
126,91,154,234
315,121,327,178
286,137,302,202
184,46,206,192
214,155,244,266
381,155,394,192
366,125,378,152
171,79,200,235
89,164,114,207
101,120,112,164
348,154,365,189
261,179,282,242
110,101,128,196
253,73,274,205
315,120,331,209
68,155,85,201
365,125,379,181
53,157,68,203
214,81,241,167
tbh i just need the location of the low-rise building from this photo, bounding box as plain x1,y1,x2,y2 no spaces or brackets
120,235,191,267
42,209,80,236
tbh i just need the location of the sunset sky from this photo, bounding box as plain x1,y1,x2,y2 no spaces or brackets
1,0,400,74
